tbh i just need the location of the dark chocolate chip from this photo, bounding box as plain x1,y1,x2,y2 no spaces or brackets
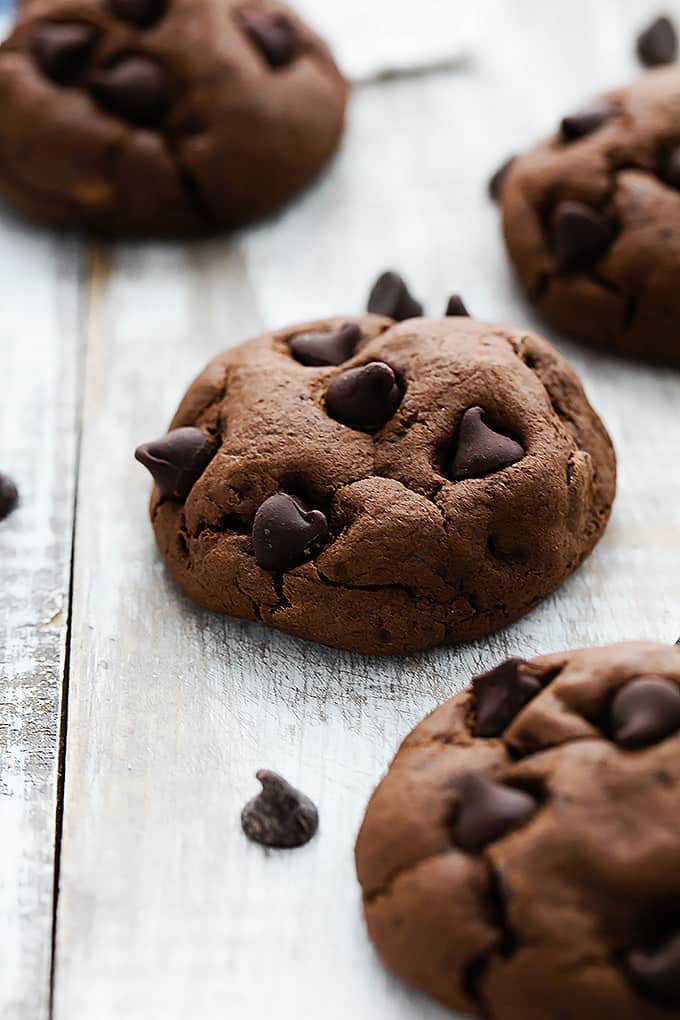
109,0,167,28
488,155,515,201
30,21,97,83
135,426,215,500
550,200,614,272
89,56,170,126
325,362,402,432
0,473,18,522
626,933,680,1005
289,322,360,367
662,147,680,190
367,271,423,321
451,407,524,480
252,492,328,571
611,676,680,748
237,9,297,68
241,770,318,849
445,294,470,317
560,102,613,142
451,773,538,852
637,15,678,67
472,658,541,737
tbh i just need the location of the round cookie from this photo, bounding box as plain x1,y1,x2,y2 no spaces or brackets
135,314,615,655
500,68,680,365
356,641,680,1019
0,0,347,234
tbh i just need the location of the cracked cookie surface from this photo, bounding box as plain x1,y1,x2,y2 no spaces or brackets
355,641,680,1019
0,0,347,234
501,67,680,365
138,314,615,655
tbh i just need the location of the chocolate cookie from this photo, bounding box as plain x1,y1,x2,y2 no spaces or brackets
356,641,680,1019
500,68,680,364
135,314,615,655
0,0,347,234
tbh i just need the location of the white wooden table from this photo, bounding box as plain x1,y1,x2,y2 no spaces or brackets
2,2,680,1018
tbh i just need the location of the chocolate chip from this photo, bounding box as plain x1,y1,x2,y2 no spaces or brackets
451,773,538,852
611,676,680,748
252,492,328,571
367,271,423,321
0,473,18,522
445,294,470,317
326,362,402,432
637,16,678,67
626,934,680,1005
473,658,541,737
109,0,167,28
31,21,97,83
662,147,680,190
488,156,515,201
241,770,318,849
237,9,297,68
289,322,360,367
451,407,524,480
560,102,613,142
550,200,614,272
135,426,216,500
89,56,170,126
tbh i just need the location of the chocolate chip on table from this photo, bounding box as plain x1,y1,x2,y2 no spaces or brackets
289,322,360,367
135,426,216,500
367,271,423,321
560,102,613,142
627,933,680,1005
0,473,18,522
451,773,538,852
89,55,170,126
241,770,319,849
488,155,515,201
237,9,298,69
472,658,541,737
252,492,328,571
611,676,680,748
109,0,167,28
451,406,524,480
550,200,614,272
325,362,402,432
636,15,678,67
444,294,469,317
31,21,98,83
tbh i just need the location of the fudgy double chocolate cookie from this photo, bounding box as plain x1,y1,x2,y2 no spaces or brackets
0,0,347,233
136,313,615,655
356,641,680,1019
500,68,680,364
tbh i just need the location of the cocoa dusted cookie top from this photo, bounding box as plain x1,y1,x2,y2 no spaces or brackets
500,67,680,365
356,641,680,1019
135,313,615,655
0,0,347,234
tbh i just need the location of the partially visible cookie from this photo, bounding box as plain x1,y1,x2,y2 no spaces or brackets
0,0,347,234
356,641,680,1019
500,68,680,364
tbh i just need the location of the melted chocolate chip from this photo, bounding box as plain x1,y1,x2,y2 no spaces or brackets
489,155,515,201
135,426,215,500
451,773,538,852
0,473,18,521
89,56,170,126
627,933,680,1005
367,271,423,321
611,676,680,748
473,658,541,737
550,200,614,272
662,147,680,190
241,770,318,848
445,294,470,317
31,21,97,82
109,0,167,28
637,16,678,67
560,102,613,142
289,322,360,367
325,362,402,432
238,9,298,68
451,407,524,480
252,492,328,571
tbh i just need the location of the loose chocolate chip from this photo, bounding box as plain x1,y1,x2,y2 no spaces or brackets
289,322,360,367
488,155,515,201
109,0,167,28
451,407,524,480
31,21,97,83
473,658,541,737
611,676,680,748
135,426,215,500
0,473,18,522
637,15,678,67
252,492,328,571
451,773,538,852
241,770,318,848
367,271,423,321
89,56,170,126
445,294,470,317
626,933,680,1005
237,9,298,69
662,147,680,190
550,200,614,272
560,102,613,142
326,362,402,432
